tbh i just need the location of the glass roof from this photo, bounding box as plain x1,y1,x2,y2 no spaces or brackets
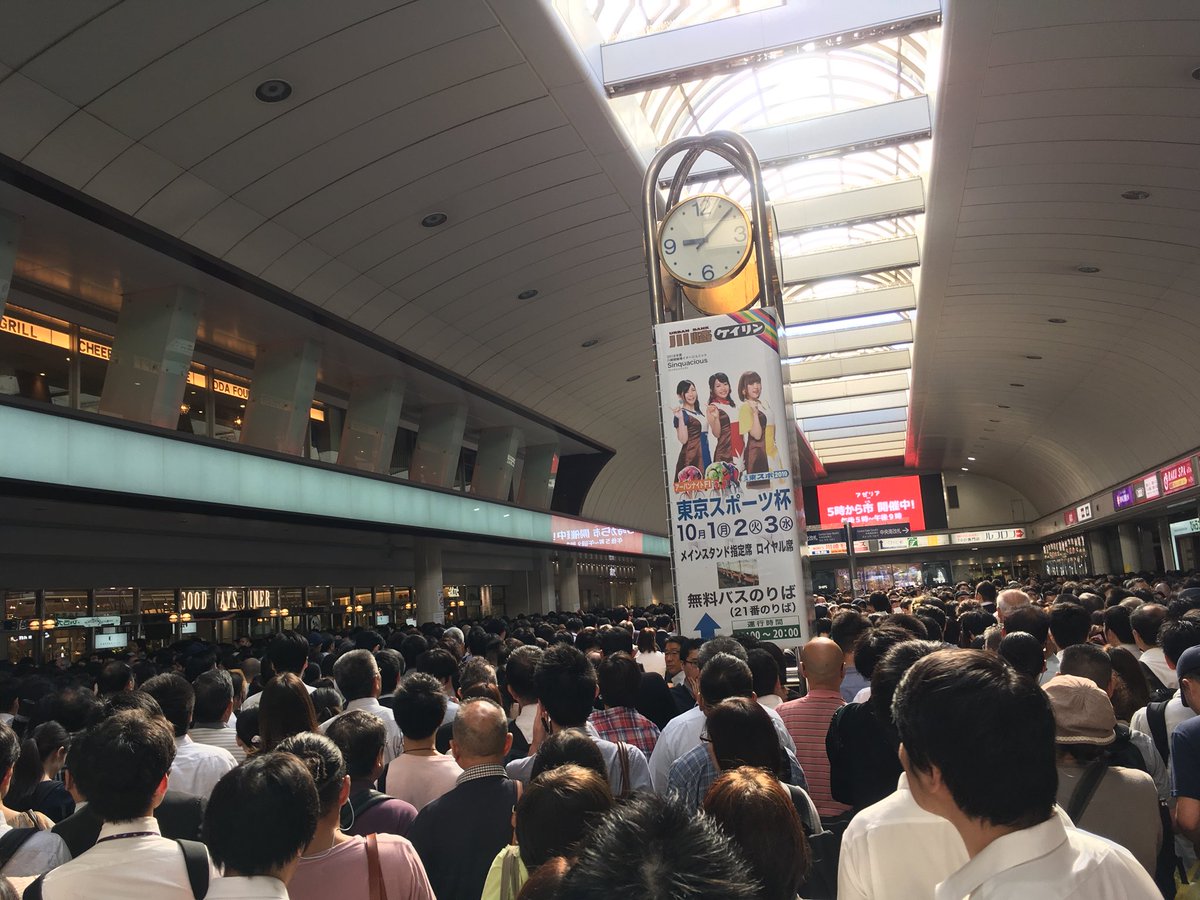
587,0,782,43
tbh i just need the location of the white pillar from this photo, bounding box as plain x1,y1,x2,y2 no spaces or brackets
518,443,559,509
536,550,556,614
471,427,522,500
414,539,444,624
241,339,321,455
1089,532,1111,575
337,376,405,473
410,403,467,487
558,553,580,611
0,211,20,317
1117,523,1141,574
1159,519,1179,571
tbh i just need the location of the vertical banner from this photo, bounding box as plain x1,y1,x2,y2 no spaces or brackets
655,308,808,644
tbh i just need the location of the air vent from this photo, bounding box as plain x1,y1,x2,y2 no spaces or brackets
946,485,960,509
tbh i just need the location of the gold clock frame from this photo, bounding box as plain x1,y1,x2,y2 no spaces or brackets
657,193,759,316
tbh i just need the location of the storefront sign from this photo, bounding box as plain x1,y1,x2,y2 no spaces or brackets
551,516,645,553
1075,502,1093,523
1143,473,1161,502
951,527,1027,545
1064,508,1078,526
808,541,870,556
655,308,806,643
1170,519,1200,537
877,533,952,551
213,379,250,401
0,313,70,348
180,590,211,613
1113,484,1136,510
816,475,925,530
94,632,128,649
53,615,121,628
1161,458,1197,495
214,588,272,612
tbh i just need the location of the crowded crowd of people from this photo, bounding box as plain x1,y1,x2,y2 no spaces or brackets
0,572,1194,897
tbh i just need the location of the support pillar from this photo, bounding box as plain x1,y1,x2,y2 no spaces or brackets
1089,531,1112,576
410,403,467,487
337,376,405,473
558,553,580,612
536,551,556,614
1160,519,1179,572
471,427,523,500
651,565,666,606
0,211,20,318
1117,523,1142,574
240,339,321,456
518,443,559,509
99,286,201,428
637,560,653,605
414,539,444,625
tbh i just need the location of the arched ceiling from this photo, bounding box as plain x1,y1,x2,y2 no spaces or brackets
908,0,1200,515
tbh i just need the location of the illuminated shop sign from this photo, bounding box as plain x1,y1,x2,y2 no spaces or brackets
1,313,70,347
1161,458,1197,495
816,475,925,530
950,527,1027,545
877,533,952,551
551,515,645,553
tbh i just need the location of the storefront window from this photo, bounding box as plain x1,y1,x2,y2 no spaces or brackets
0,305,72,407
78,327,113,415
179,368,211,437
212,370,249,443
389,428,415,479
308,405,343,462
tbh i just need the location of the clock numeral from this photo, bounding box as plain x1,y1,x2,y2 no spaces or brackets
734,225,746,242
694,197,713,216
663,238,676,255
702,265,715,281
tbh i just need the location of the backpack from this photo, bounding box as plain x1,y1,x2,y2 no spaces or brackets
23,838,209,899
1145,700,1171,764
1140,662,1173,704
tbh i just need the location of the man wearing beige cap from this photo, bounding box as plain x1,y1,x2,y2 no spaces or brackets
1043,675,1161,875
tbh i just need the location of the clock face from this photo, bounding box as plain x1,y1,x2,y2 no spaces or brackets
659,194,752,287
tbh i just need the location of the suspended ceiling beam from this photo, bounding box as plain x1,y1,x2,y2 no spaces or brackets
783,284,916,328
774,177,924,235
795,389,909,421
784,319,914,358
812,430,908,451
801,405,907,433
804,419,911,443
786,346,912,382
788,371,910,404
602,0,942,95
781,235,920,284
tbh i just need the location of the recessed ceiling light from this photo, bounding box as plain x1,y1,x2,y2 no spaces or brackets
1025,355,1042,360
1121,190,1150,200
581,339,599,348
1009,383,1024,388
961,467,969,471
1076,265,1101,274
997,404,1010,409
420,212,448,228
38,372,46,377
626,374,641,382
254,79,293,103
517,289,538,300
1048,318,1068,324
967,456,976,461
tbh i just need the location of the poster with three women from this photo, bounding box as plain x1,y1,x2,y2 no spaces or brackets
654,309,810,646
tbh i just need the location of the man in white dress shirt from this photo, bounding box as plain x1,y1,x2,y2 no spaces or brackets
319,649,403,762
188,670,242,760
142,674,237,800
893,649,1157,899
240,631,316,712
36,710,217,899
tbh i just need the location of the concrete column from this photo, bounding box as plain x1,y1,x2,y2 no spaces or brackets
99,286,201,428
517,443,559,509
414,539,444,625
1089,531,1111,575
240,339,321,456
410,403,467,487
536,550,556,614
558,553,580,612
471,427,522,500
1160,519,1179,571
1138,526,1158,572
337,376,405,473
0,211,20,317
651,565,666,606
1117,523,1142,574
636,560,653,605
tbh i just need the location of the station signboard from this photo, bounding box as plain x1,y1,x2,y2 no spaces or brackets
951,527,1027,545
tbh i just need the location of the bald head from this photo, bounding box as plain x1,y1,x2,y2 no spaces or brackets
800,638,845,690
450,698,509,763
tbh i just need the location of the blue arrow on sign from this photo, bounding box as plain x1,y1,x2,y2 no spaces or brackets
696,613,721,641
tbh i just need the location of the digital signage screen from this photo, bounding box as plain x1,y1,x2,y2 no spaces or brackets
1161,459,1197,495
815,475,927,531
1112,484,1136,510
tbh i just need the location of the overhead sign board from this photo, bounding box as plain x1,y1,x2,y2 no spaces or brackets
1161,458,1197,495
808,541,870,556
53,616,121,628
815,475,925,530
951,527,1027,545
878,533,951,551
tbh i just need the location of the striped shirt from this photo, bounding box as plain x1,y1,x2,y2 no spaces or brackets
778,688,851,817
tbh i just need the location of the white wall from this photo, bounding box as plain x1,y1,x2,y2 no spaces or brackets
942,472,1038,529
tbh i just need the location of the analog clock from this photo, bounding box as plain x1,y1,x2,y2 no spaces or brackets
659,194,753,288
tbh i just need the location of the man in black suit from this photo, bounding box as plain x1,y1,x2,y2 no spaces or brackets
407,698,517,900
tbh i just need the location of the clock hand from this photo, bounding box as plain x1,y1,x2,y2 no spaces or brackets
690,206,737,250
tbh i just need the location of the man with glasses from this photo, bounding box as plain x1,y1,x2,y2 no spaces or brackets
668,640,700,716
664,637,687,687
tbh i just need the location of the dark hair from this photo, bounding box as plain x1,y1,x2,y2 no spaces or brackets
853,626,911,681
459,658,497,695
894,649,1056,828
326,709,386,779
97,661,133,696
736,371,761,403
258,672,319,752
869,640,943,723
676,380,699,411
236,707,261,755
140,673,195,737
703,768,810,900
535,645,597,728
310,687,343,723
275,732,346,818
374,649,404,695
1048,602,1091,650
416,648,459,686
747,649,781,698
599,629,634,657
997,632,1045,682
0,724,19,785
505,646,542,704
393,672,448,740
332,649,378,702
1003,605,1050,645
517,764,613,868
637,628,658,655
204,753,318,875
705,697,786,777
707,372,735,408
597,653,641,710
354,631,385,652
1058,643,1113,689
830,611,871,653
531,729,607,782
399,634,429,673
73,711,176,821
193,669,234,723
8,720,68,811
266,631,310,676
697,636,747,669
1159,617,1200,666
562,793,760,899
1130,604,1168,647
975,581,998,604
1107,646,1151,722
699,653,753,707
1101,606,1135,645
956,611,995,647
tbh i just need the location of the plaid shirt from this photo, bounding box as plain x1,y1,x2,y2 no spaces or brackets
667,742,808,813
589,707,660,755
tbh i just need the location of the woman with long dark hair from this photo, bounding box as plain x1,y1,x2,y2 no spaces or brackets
671,380,710,479
705,372,740,464
7,721,72,822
